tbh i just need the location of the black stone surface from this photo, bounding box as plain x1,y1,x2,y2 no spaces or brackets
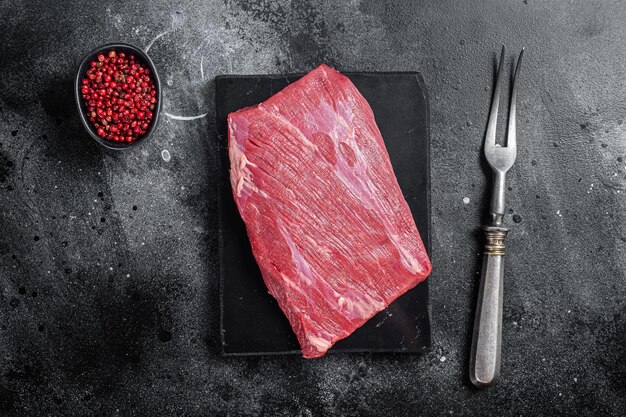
217,72,431,355
0,0,624,416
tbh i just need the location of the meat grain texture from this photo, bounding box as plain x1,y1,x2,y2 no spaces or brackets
228,64,432,358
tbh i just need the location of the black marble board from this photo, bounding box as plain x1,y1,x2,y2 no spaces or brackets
216,72,432,356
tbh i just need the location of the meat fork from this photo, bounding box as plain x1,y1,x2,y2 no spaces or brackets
469,46,524,388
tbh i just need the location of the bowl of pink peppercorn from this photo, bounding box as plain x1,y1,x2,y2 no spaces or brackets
75,43,161,149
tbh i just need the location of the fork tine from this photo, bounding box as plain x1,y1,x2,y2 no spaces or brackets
485,46,506,149
506,48,524,151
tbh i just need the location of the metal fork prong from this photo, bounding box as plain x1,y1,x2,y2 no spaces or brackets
485,46,506,149
506,48,524,151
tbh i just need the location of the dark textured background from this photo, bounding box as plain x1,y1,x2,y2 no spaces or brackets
0,0,624,415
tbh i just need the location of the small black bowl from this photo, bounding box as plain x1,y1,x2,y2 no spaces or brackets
75,42,162,150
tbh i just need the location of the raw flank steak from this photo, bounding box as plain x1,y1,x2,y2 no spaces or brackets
227,64,432,358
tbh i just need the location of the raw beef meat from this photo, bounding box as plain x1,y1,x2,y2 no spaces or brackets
228,64,432,358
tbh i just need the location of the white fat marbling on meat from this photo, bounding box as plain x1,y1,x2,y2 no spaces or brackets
228,121,267,199
315,97,422,275
337,292,384,319
258,104,319,152
306,335,333,353
277,222,383,321
277,222,316,288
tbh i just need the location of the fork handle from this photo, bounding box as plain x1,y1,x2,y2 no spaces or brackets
469,225,508,388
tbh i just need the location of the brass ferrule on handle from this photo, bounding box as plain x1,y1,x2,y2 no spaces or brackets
483,227,507,256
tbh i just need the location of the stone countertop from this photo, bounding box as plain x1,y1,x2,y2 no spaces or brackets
0,0,624,415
